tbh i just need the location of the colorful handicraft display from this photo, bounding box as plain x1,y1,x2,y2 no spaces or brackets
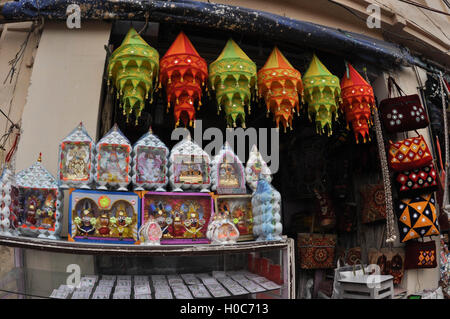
94,124,131,191
251,179,282,241
211,142,246,194
16,154,63,239
131,127,169,191
138,215,162,245
302,54,341,136
340,63,375,143
168,134,211,192
214,194,254,241
245,144,272,192
141,192,214,244
69,189,139,244
58,122,94,189
159,32,208,127
0,165,19,236
209,39,257,128
397,193,440,243
257,47,303,131
107,27,159,124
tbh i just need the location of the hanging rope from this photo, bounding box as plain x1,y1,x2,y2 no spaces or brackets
440,72,450,217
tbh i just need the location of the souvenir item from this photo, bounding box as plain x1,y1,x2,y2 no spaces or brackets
211,142,246,194
251,179,282,241
141,192,214,244
94,124,131,191
313,189,336,230
0,165,19,236
258,47,303,131
138,215,162,245
394,163,438,198
58,122,94,189
340,63,375,143
168,135,211,192
214,195,254,241
159,31,208,127
131,128,169,191
16,154,63,239
404,240,437,269
206,208,240,245
107,27,159,124
388,135,433,171
69,189,140,244
209,39,257,128
397,193,440,243
298,233,337,269
245,144,272,192
360,184,387,224
379,76,428,133
302,54,341,136
336,247,361,266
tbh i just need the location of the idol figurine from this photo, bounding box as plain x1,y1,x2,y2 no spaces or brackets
111,205,133,239
25,196,39,227
74,209,96,237
151,202,173,238
39,194,56,229
97,213,112,236
138,215,162,246
183,205,205,239
172,211,185,237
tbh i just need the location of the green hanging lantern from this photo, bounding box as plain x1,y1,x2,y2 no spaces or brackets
107,28,159,124
302,54,341,136
209,39,257,128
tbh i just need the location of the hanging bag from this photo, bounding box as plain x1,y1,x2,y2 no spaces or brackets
404,240,437,269
394,163,438,198
388,134,433,171
380,76,429,133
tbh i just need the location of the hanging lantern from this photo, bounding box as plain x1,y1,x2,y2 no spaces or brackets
159,32,208,127
107,28,159,124
209,39,257,128
340,63,375,143
258,47,303,132
302,54,341,136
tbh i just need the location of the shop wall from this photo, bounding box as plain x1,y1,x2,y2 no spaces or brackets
14,21,111,281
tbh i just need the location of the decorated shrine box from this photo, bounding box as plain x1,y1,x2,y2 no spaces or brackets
69,189,140,244
141,192,214,244
214,194,254,241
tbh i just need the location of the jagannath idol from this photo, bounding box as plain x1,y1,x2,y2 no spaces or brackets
96,213,112,236
38,194,56,229
183,203,205,239
74,208,96,237
151,202,173,238
218,160,239,188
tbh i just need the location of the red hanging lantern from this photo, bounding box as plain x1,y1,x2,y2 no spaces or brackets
159,32,208,127
340,63,375,143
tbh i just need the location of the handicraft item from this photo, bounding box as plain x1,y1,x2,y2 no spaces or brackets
206,202,240,245
209,39,257,128
397,193,440,243
214,194,253,241
94,124,131,191
138,215,162,245
302,54,341,136
0,165,19,236
131,128,169,191
368,248,405,285
360,183,387,224
404,240,437,269
258,47,303,131
340,63,375,143
379,76,429,133
107,27,159,124
159,32,208,127
211,142,246,194
394,163,438,198
141,192,214,244
245,144,272,192
16,154,63,239
69,189,140,244
251,179,282,241
388,135,433,171
298,233,337,269
168,134,211,192
58,122,94,189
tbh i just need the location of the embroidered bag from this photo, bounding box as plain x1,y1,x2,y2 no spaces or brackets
380,76,429,133
388,135,433,171
397,193,440,243
298,233,337,269
394,163,438,198
405,240,437,269
360,183,387,224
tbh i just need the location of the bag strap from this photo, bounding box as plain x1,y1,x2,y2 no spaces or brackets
387,76,406,98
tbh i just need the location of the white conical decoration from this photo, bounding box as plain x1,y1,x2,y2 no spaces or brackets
211,142,246,194
0,165,19,236
245,144,272,192
94,124,131,191
168,134,211,192
16,154,63,239
58,122,94,189
131,128,169,191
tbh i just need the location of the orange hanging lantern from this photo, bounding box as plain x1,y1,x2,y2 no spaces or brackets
258,47,303,132
340,63,375,143
159,32,208,127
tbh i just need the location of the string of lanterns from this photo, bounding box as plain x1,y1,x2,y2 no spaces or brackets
107,28,376,142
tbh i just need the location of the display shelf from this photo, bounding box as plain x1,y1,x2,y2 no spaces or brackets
0,235,291,256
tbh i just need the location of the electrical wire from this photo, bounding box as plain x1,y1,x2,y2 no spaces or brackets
398,0,450,16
